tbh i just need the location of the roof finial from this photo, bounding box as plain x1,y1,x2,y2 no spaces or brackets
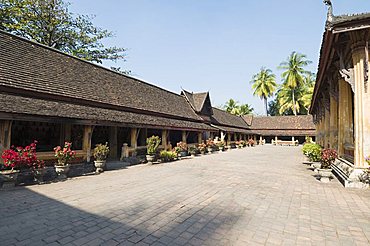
323,0,334,23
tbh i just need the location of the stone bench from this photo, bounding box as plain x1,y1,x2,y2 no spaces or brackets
272,140,298,146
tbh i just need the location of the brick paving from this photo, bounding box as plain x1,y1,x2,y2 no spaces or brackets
0,145,369,245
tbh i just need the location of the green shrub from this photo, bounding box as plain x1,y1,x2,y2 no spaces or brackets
146,136,161,155
160,150,177,162
302,143,322,162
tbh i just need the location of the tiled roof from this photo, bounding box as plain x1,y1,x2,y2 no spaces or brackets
0,93,216,131
252,129,316,137
329,12,370,28
0,31,203,123
246,115,315,130
181,90,209,113
211,108,250,131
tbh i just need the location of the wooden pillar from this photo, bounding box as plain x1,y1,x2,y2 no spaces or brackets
329,95,338,150
83,125,94,162
182,130,187,143
210,132,214,140
162,130,168,150
0,120,12,164
109,126,118,159
316,119,321,146
227,133,231,146
130,128,138,148
324,109,330,148
198,132,203,144
253,135,257,143
351,40,369,168
59,123,72,146
259,135,263,145
65,123,72,142
338,79,349,156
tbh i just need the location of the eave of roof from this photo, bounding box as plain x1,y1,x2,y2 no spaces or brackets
0,93,217,132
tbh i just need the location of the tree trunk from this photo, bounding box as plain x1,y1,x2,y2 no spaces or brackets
292,89,297,116
264,97,268,116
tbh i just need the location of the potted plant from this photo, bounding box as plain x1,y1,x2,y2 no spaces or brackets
160,150,177,163
93,143,110,173
1,148,21,188
206,139,214,153
146,136,161,164
217,141,225,152
189,146,197,157
302,143,322,171
318,148,337,182
177,142,188,157
1,140,44,187
54,142,76,179
32,159,46,184
198,143,207,155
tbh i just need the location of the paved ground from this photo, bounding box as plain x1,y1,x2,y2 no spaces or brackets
0,146,369,246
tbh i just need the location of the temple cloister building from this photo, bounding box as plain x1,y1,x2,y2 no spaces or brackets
310,6,370,187
0,30,315,166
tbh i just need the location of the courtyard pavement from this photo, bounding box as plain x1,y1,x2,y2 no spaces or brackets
0,145,369,246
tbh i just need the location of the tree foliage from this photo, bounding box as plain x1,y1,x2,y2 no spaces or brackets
278,52,312,115
0,0,126,63
223,99,253,116
268,72,316,116
250,67,277,116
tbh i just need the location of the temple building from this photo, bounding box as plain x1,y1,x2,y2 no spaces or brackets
310,3,370,187
0,30,315,166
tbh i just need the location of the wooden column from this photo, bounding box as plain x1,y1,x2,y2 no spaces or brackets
182,131,187,143
0,120,12,164
338,80,349,156
329,95,338,150
210,132,214,140
323,109,330,148
130,128,138,148
109,126,118,159
227,133,231,145
198,132,203,144
65,123,72,142
83,125,94,162
162,130,168,150
351,40,369,167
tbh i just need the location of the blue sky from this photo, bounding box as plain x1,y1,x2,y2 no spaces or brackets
70,0,369,115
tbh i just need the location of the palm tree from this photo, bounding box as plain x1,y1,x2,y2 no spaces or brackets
300,73,316,113
251,67,277,116
279,52,312,116
224,99,239,113
232,104,254,116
